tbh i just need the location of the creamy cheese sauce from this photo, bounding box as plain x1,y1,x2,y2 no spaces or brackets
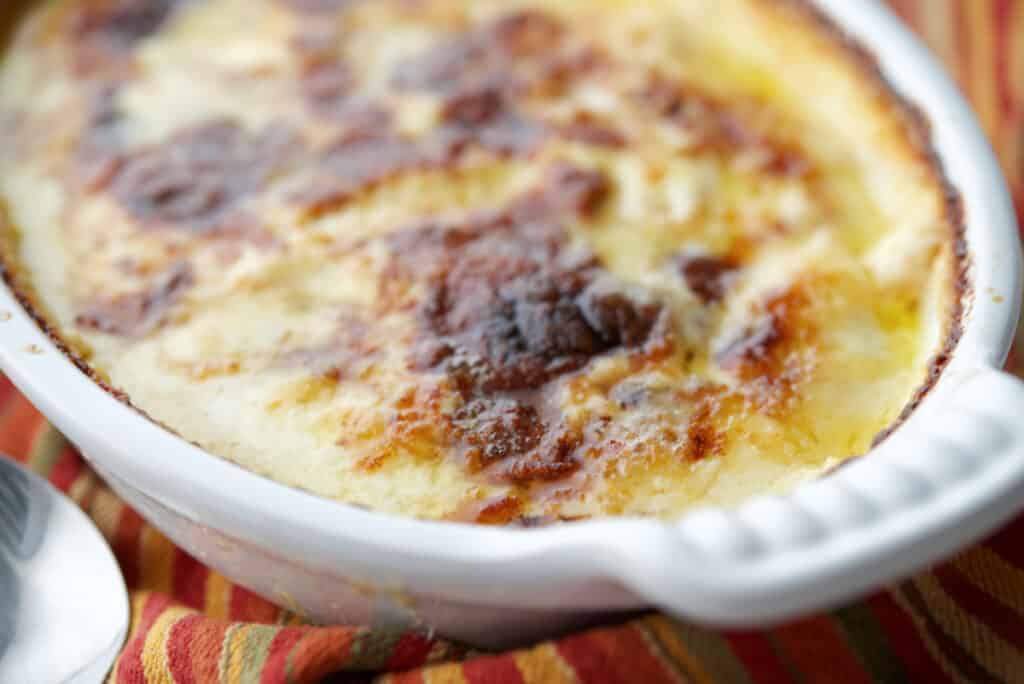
0,0,960,523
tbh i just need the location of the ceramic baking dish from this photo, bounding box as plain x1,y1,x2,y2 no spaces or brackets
0,0,1020,648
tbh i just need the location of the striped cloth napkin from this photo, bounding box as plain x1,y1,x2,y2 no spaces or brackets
3,1,1023,681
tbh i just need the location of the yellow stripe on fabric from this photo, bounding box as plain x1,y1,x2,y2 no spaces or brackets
513,643,579,684
205,572,233,619
966,0,1000,139
143,606,194,684
140,526,176,596
67,469,98,508
955,546,1024,619
26,425,65,477
911,573,1024,682
89,487,126,548
423,665,470,684
640,618,710,684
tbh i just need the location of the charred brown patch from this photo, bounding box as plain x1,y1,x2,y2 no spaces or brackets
68,0,181,76
391,10,571,95
452,398,582,483
558,112,627,149
111,120,299,231
75,260,193,337
675,252,739,304
77,83,125,190
436,86,548,158
684,399,725,462
716,287,813,407
451,494,525,525
388,165,665,485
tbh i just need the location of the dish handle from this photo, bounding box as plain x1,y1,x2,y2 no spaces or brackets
616,366,1024,626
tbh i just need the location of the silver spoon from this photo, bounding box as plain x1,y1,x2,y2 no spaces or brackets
0,456,128,683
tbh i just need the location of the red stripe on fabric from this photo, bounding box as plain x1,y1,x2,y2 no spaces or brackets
463,653,526,684
933,563,1024,649
994,0,1015,116
866,592,954,684
47,445,83,493
0,400,43,463
723,631,797,684
987,517,1024,567
384,633,437,671
190,617,233,684
116,594,177,684
0,379,18,417
166,613,204,684
114,506,145,589
259,626,308,684
172,547,210,611
228,584,280,623
556,626,679,684
555,632,625,684
772,616,873,684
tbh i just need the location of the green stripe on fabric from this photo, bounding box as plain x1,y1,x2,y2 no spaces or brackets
663,618,755,684
27,425,66,478
348,627,404,670
235,624,281,683
833,604,908,684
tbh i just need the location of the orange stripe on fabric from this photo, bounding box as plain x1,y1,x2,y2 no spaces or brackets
229,584,280,624
723,632,797,684
204,572,233,619
165,614,204,684
867,592,954,684
995,0,1015,117
513,643,577,684
285,627,360,682
116,593,177,684
966,0,1000,138
0,399,44,462
140,526,177,596
771,616,873,684
188,616,233,684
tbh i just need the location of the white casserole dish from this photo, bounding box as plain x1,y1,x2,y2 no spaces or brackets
0,0,1021,648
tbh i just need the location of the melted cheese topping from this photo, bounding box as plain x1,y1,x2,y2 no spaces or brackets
0,0,959,523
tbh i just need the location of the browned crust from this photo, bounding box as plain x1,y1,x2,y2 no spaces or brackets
763,0,970,456
0,0,972,509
